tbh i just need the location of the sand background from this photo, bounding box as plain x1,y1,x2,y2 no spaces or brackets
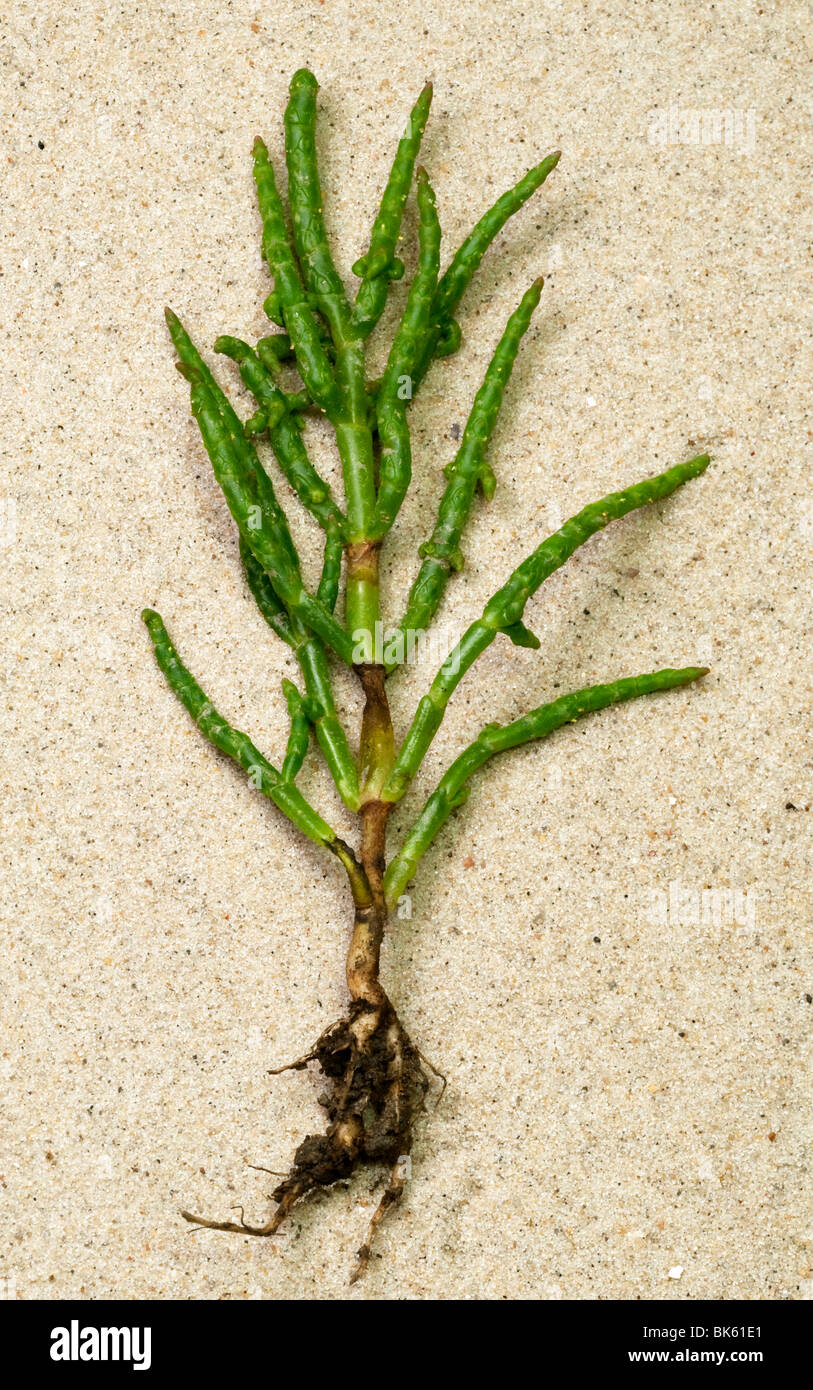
1,0,810,1300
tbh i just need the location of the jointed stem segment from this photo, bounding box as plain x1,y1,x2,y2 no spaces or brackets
214,335,347,535
252,136,343,420
144,69,711,1282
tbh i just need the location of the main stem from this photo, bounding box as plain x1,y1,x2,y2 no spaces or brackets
345,538,381,651
346,540,396,1005
346,798,389,1006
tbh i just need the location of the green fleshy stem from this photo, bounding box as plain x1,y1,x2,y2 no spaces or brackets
383,453,711,795
188,374,356,665
170,322,357,803
255,332,295,367
411,148,561,389
266,78,377,541
284,69,351,325
252,136,344,421
383,665,710,908
214,335,347,535
166,310,301,579
142,608,343,852
284,69,371,443
353,82,433,338
372,166,441,538
335,419,377,543
317,521,343,612
389,277,543,645
297,637,361,809
281,679,311,781
240,540,360,810
239,536,296,648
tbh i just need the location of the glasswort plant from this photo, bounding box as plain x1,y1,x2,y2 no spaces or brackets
143,69,711,1282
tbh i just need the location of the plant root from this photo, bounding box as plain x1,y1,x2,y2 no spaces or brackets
416,1046,448,1108
350,1158,406,1284
181,992,428,1278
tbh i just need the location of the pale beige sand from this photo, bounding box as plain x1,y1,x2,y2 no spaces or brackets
1,0,810,1300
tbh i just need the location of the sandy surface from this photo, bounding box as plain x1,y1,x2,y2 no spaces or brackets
1,0,810,1300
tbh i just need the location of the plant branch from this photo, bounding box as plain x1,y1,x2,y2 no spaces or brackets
345,539,381,655
371,165,441,539
297,636,361,810
239,539,359,809
284,69,353,336
141,609,360,883
317,519,343,611
280,679,310,781
166,308,355,664
387,276,544,656
252,135,344,420
384,664,709,907
190,371,355,663
239,536,297,648
284,71,376,540
352,82,433,339
213,335,347,535
383,453,711,800
409,148,561,391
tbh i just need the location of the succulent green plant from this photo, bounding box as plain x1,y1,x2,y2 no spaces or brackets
143,68,710,1282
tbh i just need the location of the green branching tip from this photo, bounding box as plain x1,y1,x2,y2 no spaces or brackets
281,678,311,782
352,80,434,337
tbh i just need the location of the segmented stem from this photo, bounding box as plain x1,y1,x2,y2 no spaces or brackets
318,520,343,612
383,665,709,907
240,539,359,810
284,70,376,544
410,148,561,390
187,373,355,664
142,609,342,850
372,166,441,538
252,135,344,420
214,336,347,536
284,69,352,334
297,636,360,809
166,307,353,660
281,679,311,781
353,82,433,338
390,277,543,648
240,537,296,648
383,454,711,800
